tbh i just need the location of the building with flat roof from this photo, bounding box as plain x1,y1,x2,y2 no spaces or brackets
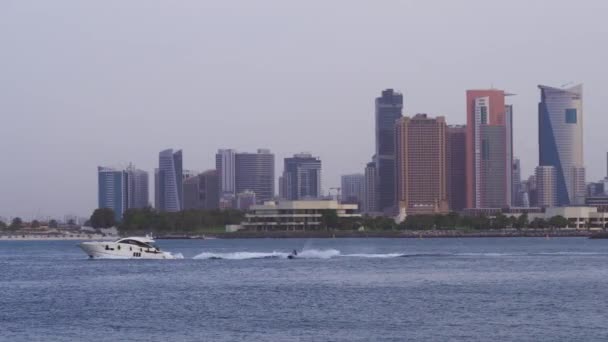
242,200,360,231
183,170,220,210
363,161,378,213
235,149,275,203
466,89,513,209
280,153,322,200
126,165,149,209
541,206,608,229
375,89,403,212
447,125,467,211
395,114,448,214
216,149,236,196
98,167,128,222
341,174,365,207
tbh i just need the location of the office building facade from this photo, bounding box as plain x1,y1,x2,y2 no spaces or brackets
363,161,378,213
512,158,522,207
341,174,365,206
538,84,585,205
466,89,513,209
98,167,128,222
156,149,183,212
216,149,236,196
183,170,219,210
375,89,403,212
395,114,448,214
446,125,467,211
535,166,557,208
235,149,275,203
280,153,322,200
126,165,149,209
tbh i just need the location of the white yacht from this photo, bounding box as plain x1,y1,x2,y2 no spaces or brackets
79,236,175,259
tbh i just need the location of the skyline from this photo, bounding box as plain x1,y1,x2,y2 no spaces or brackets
3,83,605,219
2,0,608,218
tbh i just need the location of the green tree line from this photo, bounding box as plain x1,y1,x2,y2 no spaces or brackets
89,207,245,235
0,210,580,234
331,213,573,231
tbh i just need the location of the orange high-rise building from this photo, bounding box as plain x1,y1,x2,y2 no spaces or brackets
465,89,513,209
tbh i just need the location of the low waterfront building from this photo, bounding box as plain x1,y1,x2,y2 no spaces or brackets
465,206,608,230
463,207,543,217
539,206,608,229
242,200,360,231
586,196,608,211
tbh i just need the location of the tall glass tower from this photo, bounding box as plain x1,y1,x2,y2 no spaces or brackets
375,89,403,212
538,84,585,205
280,153,322,200
156,149,183,212
465,89,513,209
98,167,128,222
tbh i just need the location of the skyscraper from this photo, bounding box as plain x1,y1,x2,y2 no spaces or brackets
235,149,275,203
280,153,322,200
98,166,128,222
466,89,513,209
363,161,378,213
156,149,183,212
183,176,200,210
183,170,219,210
538,84,585,205
375,89,403,212
341,174,365,206
512,158,522,207
395,114,448,214
535,166,557,208
215,149,236,196
126,165,149,209
525,174,538,207
446,125,467,211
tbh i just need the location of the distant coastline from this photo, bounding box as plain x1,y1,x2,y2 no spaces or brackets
0,234,115,241
157,229,598,239
1,229,604,241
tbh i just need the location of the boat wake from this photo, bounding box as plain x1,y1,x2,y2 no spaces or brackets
169,252,185,259
193,251,287,260
192,250,608,260
193,249,341,260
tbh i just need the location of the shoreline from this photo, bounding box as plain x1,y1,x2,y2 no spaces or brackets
0,234,116,241
158,229,599,239
1,230,605,241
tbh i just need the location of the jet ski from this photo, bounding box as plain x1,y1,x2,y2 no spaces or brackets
287,249,298,259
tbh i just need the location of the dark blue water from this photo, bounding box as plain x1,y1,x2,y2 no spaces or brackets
2,237,608,341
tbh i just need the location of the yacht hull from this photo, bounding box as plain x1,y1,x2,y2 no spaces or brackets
80,242,175,259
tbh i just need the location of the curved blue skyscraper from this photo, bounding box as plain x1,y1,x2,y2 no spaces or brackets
156,149,183,212
538,84,585,205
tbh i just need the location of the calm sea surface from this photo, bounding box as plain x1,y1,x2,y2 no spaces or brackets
1,237,608,341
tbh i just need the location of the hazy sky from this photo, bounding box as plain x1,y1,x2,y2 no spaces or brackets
2,0,608,219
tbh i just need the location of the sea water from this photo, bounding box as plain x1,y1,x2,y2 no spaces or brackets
1,237,608,341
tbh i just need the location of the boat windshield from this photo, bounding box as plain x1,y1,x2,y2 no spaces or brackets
117,239,154,248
